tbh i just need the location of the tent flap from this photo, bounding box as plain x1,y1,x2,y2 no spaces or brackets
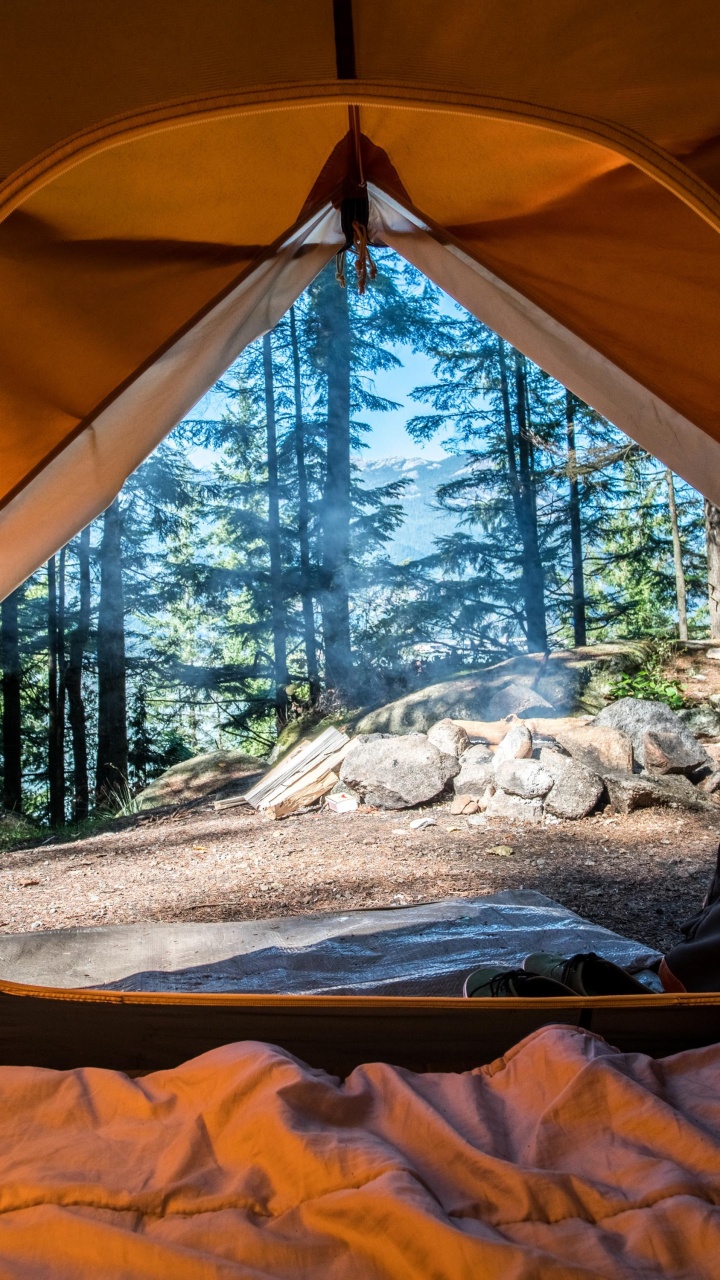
0,2,719,595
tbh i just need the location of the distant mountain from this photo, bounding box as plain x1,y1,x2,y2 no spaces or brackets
356,454,469,561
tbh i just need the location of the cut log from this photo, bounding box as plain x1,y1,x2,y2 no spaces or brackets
265,769,340,820
456,715,593,745
257,747,348,813
244,727,349,809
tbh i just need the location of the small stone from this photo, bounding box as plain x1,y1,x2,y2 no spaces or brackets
450,794,479,815
555,725,633,775
427,718,470,758
494,758,554,799
485,790,543,823
478,784,496,810
493,724,533,768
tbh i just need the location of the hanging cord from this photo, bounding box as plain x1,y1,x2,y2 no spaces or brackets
351,219,377,295
335,247,347,288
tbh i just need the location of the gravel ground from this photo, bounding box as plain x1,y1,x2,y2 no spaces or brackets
2,800,719,955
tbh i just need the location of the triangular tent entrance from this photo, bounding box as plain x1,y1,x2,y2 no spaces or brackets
1,1,719,598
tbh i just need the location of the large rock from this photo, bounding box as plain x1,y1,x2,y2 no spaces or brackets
494,724,533,768
677,706,720,741
354,644,646,735
136,749,261,811
427,718,470,758
494,759,554,799
554,724,633,775
340,733,459,809
603,769,710,814
485,791,543,824
540,749,604,820
485,682,554,720
595,698,708,773
453,745,494,798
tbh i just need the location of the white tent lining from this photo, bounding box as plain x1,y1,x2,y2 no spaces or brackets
0,207,341,599
369,187,720,508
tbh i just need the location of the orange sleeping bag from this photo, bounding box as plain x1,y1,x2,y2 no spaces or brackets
0,1024,717,1278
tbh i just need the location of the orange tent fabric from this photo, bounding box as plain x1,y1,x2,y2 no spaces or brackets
1,1,720,596
0,1024,717,1277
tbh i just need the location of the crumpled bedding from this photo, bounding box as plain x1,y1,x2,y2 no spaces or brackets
0,1026,717,1278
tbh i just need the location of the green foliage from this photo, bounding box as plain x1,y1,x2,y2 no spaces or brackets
607,642,687,710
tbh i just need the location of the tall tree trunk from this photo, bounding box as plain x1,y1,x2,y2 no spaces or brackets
705,500,720,638
666,468,688,641
320,282,354,697
262,332,289,724
565,391,587,647
1,589,22,813
47,555,66,826
497,339,547,652
66,527,91,821
96,498,128,805
289,305,320,703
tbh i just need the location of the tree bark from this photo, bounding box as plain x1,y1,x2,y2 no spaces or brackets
1,588,22,813
705,500,720,638
320,282,354,697
666,469,688,641
47,555,66,826
497,339,547,652
66,526,91,820
565,391,587,647
96,498,128,805
289,305,320,703
262,332,289,723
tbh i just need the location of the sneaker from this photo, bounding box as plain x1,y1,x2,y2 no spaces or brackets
463,966,574,998
523,951,648,996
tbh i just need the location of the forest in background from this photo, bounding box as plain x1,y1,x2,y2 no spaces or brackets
2,252,719,829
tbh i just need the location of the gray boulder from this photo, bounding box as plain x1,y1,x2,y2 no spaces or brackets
595,698,708,773
486,682,554,720
677,705,720,741
495,758,554,799
494,723,533,768
540,749,604,820
485,791,543,823
427,718,470,758
353,644,645,734
136,748,261,811
603,769,709,814
453,744,494,798
340,733,459,809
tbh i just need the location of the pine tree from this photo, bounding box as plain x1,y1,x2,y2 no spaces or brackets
1,588,22,813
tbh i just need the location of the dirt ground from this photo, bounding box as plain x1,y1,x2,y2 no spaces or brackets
2,799,718,955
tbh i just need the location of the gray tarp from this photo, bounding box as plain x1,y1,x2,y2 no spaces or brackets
0,891,661,996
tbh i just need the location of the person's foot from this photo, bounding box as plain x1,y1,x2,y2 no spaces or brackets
463,966,574,998
523,951,648,996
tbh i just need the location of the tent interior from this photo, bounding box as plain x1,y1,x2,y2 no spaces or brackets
1,1,720,1063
